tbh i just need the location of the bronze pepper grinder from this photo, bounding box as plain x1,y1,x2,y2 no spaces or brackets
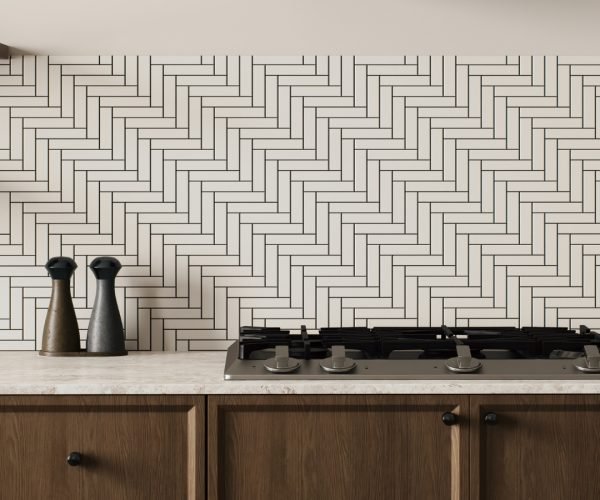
40,257,81,356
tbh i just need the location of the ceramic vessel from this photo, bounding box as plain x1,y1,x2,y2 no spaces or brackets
87,256,127,355
40,257,81,356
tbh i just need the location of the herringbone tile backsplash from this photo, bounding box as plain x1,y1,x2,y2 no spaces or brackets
1,56,600,351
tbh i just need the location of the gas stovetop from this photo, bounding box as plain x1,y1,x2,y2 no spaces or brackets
224,325,600,380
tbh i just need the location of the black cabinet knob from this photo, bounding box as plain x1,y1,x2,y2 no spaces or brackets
484,412,498,425
441,412,458,426
66,452,82,466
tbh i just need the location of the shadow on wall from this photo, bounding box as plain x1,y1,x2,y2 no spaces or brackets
0,45,35,57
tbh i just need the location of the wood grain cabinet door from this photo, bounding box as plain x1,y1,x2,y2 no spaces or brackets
0,401,79,500
208,395,469,500
0,396,204,500
470,395,600,500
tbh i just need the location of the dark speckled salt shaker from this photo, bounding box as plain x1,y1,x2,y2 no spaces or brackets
87,257,127,355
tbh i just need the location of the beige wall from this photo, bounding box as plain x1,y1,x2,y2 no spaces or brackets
1,0,599,54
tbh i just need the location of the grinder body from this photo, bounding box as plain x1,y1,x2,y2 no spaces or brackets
40,257,81,355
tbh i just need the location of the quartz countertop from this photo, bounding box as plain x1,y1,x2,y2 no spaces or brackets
1,352,600,395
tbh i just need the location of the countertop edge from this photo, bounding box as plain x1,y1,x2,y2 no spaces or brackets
2,352,600,395
2,381,600,395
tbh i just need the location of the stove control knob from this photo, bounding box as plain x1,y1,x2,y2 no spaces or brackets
320,345,357,374
573,345,600,373
441,412,458,426
264,345,301,374
445,345,482,373
484,412,498,425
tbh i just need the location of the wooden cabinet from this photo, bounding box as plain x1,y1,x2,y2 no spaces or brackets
2,393,600,499
470,395,600,500
209,395,600,500
0,396,204,500
208,395,469,500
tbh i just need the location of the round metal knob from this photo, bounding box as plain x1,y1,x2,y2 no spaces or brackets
66,452,82,466
319,345,357,374
441,412,458,426
484,412,498,425
263,345,301,374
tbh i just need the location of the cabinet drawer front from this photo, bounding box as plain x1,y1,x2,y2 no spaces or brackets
0,396,204,500
470,395,600,500
208,395,468,500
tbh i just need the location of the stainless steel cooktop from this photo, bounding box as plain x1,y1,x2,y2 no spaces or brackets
224,325,600,380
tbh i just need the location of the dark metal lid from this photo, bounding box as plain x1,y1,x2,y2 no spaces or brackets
89,256,122,279
45,256,77,280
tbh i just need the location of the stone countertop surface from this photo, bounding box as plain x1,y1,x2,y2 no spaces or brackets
1,352,600,395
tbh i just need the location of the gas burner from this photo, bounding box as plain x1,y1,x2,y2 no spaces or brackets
225,324,600,380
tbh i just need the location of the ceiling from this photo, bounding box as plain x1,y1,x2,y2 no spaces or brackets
2,0,600,54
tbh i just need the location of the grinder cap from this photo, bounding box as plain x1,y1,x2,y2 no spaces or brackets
45,257,77,280
89,256,122,279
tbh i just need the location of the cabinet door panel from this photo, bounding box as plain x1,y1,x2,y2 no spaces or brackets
75,397,202,500
0,396,204,500
208,395,468,500
470,395,600,500
0,408,78,499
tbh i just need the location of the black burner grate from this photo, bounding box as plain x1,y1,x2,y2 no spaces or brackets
238,325,600,360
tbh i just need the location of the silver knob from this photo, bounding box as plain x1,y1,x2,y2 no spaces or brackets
264,345,301,373
446,345,482,373
320,345,357,373
574,345,600,373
